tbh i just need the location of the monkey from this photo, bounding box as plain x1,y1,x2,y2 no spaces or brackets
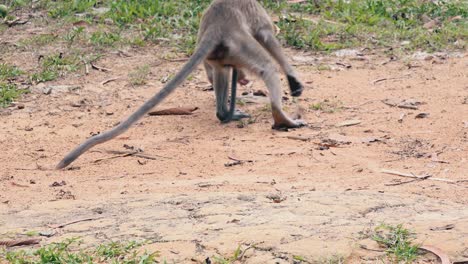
56,0,305,169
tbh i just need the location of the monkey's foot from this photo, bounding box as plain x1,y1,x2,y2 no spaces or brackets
231,109,250,120
218,110,250,123
272,119,306,131
287,75,304,97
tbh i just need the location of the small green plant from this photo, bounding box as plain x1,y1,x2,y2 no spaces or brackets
372,223,420,263
1,238,159,263
0,63,23,81
318,254,345,264
211,244,256,264
90,30,122,47
31,53,80,83
0,82,27,107
64,26,85,47
129,65,150,85
19,34,57,48
0,63,26,107
310,99,343,113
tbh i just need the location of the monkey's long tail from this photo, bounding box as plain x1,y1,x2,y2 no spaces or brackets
56,38,217,169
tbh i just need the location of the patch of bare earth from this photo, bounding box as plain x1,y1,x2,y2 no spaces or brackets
1,18,467,263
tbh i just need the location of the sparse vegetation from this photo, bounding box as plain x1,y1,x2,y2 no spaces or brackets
31,53,80,83
310,99,343,113
1,238,159,264
212,244,252,264
129,65,151,86
372,223,420,263
0,63,25,107
4,0,464,55
318,254,345,264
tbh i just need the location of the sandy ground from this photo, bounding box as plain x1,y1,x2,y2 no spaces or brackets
0,17,467,263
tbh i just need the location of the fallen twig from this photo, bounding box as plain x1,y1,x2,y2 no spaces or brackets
11,182,29,188
286,135,311,142
48,217,103,229
384,179,419,186
83,61,89,75
381,169,431,179
225,156,253,167
91,63,111,72
105,150,170,160
101,77,120,86
381,169,457,183
148,107,198,116
93,152,137,164
0,238,41,247
372,75,410,85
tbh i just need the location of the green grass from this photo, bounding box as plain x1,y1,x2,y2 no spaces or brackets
0,63,23,81
0,83,27,107
1,238,159,264
89,30,122,47
310,99,343,113
372,223,420,263
5,0,466,54
31,53,80,83
18,34,57,48
0,63,26,107
128,65,150,86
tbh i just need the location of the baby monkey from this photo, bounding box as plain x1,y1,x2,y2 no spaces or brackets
56,0,305,169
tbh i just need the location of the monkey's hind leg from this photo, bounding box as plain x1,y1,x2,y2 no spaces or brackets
213,66,250,123
228,35,305,129
256,29,304,97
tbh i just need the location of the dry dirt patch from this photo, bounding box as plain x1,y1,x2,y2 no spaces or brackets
1,31,467,262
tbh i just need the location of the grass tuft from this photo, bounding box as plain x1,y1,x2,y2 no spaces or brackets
1,238,159,264
372,223,420,263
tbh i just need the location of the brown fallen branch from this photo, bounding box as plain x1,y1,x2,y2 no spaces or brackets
381,169,457,183
420,245,451,264
384,179,419,186
101,77,120,86
81,58,89,75
91,63,111,72
225,156,254,167
48,217,103,229
0,238,41,247
286,135,311,142
372,75,410,85
105,150,170,160
11,182,29,188
148,107,198,116
93,152,137,164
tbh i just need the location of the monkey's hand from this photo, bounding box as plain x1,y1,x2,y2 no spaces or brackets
287,75,304,97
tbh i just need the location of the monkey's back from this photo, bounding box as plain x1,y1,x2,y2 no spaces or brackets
198,0,274,41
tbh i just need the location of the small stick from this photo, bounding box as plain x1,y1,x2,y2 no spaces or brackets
286,135,311,142
91,63,111,72
93,152,136,164
106,150,170,160
101,77,120,86
48,217,103,229
385,179,419,186
381,169,431,179
381,169,457,183
228,156,253,163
